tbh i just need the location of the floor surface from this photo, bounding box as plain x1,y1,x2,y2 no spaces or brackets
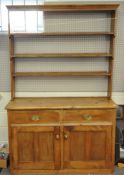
0,167,124,175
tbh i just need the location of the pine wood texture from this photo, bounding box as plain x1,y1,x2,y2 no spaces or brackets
9,35,15,99
10,32,115,36
10,169,115,174
13,71,111,77
62,109,115,123
6,97,116,110
7,4,119,11
7,97,116,174
108,11,116,98
11,126,61,170
6,3,119,174
9,110,60,124
63,125,112,169
12,52,112,58
7,4,119,99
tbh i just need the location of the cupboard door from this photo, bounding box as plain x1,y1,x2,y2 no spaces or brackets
63,125,112,169
11,126,61,170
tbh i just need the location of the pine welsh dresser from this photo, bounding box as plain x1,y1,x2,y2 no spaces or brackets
6,3,119,174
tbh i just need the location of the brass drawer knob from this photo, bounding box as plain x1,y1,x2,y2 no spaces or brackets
83,114,92,121
55,134,60,140
64,134,68,139
31,115,40,121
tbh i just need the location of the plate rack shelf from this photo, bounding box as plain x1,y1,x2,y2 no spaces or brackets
7,4,119,99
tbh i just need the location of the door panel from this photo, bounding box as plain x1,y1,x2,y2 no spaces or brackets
38,132,54,161
12,126,61,170
70,132,86,161
18,132,34,162
63,125,112,169
90,131,106,160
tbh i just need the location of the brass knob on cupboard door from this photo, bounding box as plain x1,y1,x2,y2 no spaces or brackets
55,134,60,140
64,134,68,139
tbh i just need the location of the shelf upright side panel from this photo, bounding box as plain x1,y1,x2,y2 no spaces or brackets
8,11,15,100
9,37,15,100
107,11,116,99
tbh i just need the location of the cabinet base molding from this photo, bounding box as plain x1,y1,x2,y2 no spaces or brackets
11,168,114,174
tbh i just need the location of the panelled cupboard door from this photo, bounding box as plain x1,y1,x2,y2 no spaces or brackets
11,126,61,170
63,125,112,169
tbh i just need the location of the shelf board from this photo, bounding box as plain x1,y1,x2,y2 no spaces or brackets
7,4,119,11
12,53,112,58
13,71,111,77
10,32,114,37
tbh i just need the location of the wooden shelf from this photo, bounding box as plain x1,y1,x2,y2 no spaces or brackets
10,32,114,37
12,53,112,58
7,4,119,11
8,4,119,99
13,71,111,77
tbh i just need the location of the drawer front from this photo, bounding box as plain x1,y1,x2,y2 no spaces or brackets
62,109,115,123
9,110,60,124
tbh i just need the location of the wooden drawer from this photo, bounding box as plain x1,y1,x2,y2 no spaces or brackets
62,109,115,123
9,110,60,124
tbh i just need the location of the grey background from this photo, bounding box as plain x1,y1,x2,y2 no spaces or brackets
0,1,124,92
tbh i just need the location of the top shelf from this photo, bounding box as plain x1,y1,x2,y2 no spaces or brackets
6,4,119,12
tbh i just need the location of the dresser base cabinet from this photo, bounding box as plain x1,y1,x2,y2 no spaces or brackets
6,97,116,174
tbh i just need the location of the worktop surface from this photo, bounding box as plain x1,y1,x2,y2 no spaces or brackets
6,97,116,110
